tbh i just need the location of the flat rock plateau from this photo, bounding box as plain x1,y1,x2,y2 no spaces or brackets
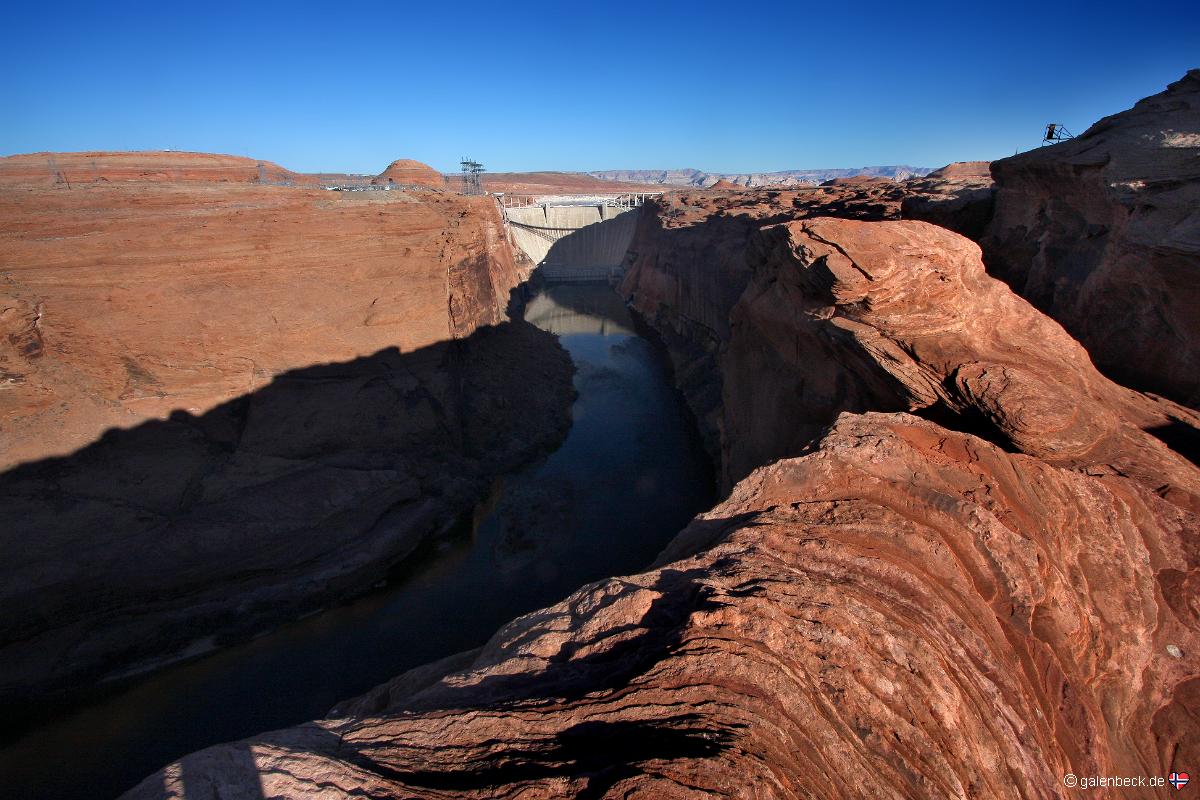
6,72,1200,800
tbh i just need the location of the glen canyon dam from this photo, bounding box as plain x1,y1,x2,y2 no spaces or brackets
1,2,1198,798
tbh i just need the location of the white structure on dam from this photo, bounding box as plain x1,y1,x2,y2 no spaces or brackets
499,194,659,282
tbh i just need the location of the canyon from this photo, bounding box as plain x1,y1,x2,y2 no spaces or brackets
2,71,1199,800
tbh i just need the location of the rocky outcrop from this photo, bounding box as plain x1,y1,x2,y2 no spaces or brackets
724,218,1200,495
373,159,444,188
0,321,573,707
0,159,571,705
619,183,990,466
123,410,1199,800
900,164,994,240
982,69,1200,407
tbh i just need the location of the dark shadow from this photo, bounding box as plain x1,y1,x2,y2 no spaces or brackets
371,565,731,716
912,398,1018,454
1147,419,1200,467
178,741,265,800
0,319,575,723
345,717,735,796
333,564,744,794
125,547,751,797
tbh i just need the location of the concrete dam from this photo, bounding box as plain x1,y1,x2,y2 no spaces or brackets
501,194,657,282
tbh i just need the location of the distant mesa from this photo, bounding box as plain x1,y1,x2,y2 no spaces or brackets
0,150,296,185
927,160,992,180
589,165,935,188
819,175,893,187
372,158,443,188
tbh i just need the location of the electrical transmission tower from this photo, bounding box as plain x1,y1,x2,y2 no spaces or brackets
460,158,485,195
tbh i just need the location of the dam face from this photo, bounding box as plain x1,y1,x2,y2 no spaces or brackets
502,196,649,282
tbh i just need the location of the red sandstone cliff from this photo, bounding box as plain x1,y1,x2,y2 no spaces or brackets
0,168,523,468
0,157,572,705
982,70,1200,406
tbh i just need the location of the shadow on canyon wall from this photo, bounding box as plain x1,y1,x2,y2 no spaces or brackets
0,318,575,720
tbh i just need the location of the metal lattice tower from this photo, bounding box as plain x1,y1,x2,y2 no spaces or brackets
460,158,485,195
1041,123,1075,146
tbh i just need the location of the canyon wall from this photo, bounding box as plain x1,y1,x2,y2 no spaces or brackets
0,157,574,705
0,154,524,468
982,69,1200,407
125,212,1200,800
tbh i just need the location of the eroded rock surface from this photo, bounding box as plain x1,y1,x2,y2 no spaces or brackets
0,172,522,468
982,69,1200,406
0,160,571,704
724,218,1200,496
123,412,1200,800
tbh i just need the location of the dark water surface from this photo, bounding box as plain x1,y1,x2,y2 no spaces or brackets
0,284,714,799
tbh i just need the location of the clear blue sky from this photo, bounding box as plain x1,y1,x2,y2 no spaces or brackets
2,0,1197,174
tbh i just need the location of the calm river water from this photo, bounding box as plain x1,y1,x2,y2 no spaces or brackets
0,283,714,799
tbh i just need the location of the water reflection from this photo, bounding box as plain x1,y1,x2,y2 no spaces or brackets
0,284,714,800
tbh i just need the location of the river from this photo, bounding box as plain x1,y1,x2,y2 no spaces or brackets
0,283,715,799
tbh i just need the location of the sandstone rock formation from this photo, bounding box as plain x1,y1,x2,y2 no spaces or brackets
925,160,991,179
123,408,1199,799
373,158,444,188
619,182,992,465
123,209,1199,799
0,159,574,705
900,164,994,240
0,151,296,185
982,69,1200,406
0,174,521,468
725,218,1200,495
